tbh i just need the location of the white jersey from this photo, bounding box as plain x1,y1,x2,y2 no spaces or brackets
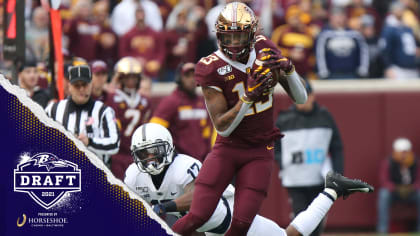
124,154,234,233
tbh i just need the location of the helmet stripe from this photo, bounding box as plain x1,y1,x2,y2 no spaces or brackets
232,2,237,27
142,123,146,141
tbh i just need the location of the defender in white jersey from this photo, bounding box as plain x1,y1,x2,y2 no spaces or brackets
125,123,374,236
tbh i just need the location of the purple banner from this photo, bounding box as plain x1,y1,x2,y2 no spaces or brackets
0,78,173,235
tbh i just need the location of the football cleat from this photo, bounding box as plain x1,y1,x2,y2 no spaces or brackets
325,171,374,199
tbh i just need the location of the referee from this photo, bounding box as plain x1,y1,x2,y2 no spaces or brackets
46,65,120,167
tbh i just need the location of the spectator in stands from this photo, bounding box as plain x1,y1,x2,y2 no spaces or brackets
400,0,420,44
274,81,344,236
205,0,228,48
271,5,316,79
119,5,165,80
377,137,420,233
150,63,212,162
93,1,118,68
315,7,369,79
166,0,212,62
164,9,197,81
111,0,163,36
0,7,13,79
90,60,109,102
64,0,100,61
26,7,49,63
346,0,382,32
18,61,51,108
379,1,419,80
359,14,384,78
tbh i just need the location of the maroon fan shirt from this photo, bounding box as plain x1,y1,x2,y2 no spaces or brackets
118,26,166,78
65,19,100,61
150,88,212,162
106,90,152,155
195,35,282,147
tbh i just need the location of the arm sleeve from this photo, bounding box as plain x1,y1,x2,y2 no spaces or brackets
194,59,223,89
88,107,120,155
326,111,344,174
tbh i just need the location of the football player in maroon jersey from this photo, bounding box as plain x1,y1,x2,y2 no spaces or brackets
107,57,152,180
172,2,308,236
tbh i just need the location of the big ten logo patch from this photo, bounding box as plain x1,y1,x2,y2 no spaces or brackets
14,152,81,209
292,149,326,165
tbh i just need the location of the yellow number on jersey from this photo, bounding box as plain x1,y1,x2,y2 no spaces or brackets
232,82,273,116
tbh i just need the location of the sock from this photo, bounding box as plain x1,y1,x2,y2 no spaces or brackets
290,192,334,236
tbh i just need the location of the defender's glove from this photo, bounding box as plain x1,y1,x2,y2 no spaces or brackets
152,201,177,219
245,67,274,102
259,48,294,74
152,204,167,218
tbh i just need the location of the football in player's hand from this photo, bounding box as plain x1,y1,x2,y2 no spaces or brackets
253,51,286,84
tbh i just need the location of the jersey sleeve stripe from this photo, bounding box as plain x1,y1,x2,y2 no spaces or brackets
150,117,170,128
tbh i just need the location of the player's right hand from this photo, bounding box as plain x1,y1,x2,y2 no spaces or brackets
245,67,275,102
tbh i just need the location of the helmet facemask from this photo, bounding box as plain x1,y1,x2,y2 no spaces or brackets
132,140,173,175
216,27,255,61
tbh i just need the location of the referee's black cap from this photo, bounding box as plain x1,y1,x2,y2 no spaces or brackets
69,65,92,84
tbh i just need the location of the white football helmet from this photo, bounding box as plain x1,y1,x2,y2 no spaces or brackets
130,123,174,175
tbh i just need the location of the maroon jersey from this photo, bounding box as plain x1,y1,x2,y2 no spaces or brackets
65,19,100,61
150,88,212,162
195,35,282,146
95,23,118,68
107,90,152,155
118,26,166,77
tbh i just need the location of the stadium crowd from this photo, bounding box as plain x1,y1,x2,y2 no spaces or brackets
1,0,420,234
0,0,419,82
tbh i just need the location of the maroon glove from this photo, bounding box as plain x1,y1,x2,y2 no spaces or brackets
259,48,294,74
245,67,274,102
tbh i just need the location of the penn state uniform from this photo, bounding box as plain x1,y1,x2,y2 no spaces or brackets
125,153,286,236
125,154,235,233
108,89,152,179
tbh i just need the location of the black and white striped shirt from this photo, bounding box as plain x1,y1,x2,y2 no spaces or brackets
45,98,120,161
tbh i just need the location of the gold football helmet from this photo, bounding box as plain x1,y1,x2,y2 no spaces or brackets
115,57,142,75
216,2,258,61
114,57,142,89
